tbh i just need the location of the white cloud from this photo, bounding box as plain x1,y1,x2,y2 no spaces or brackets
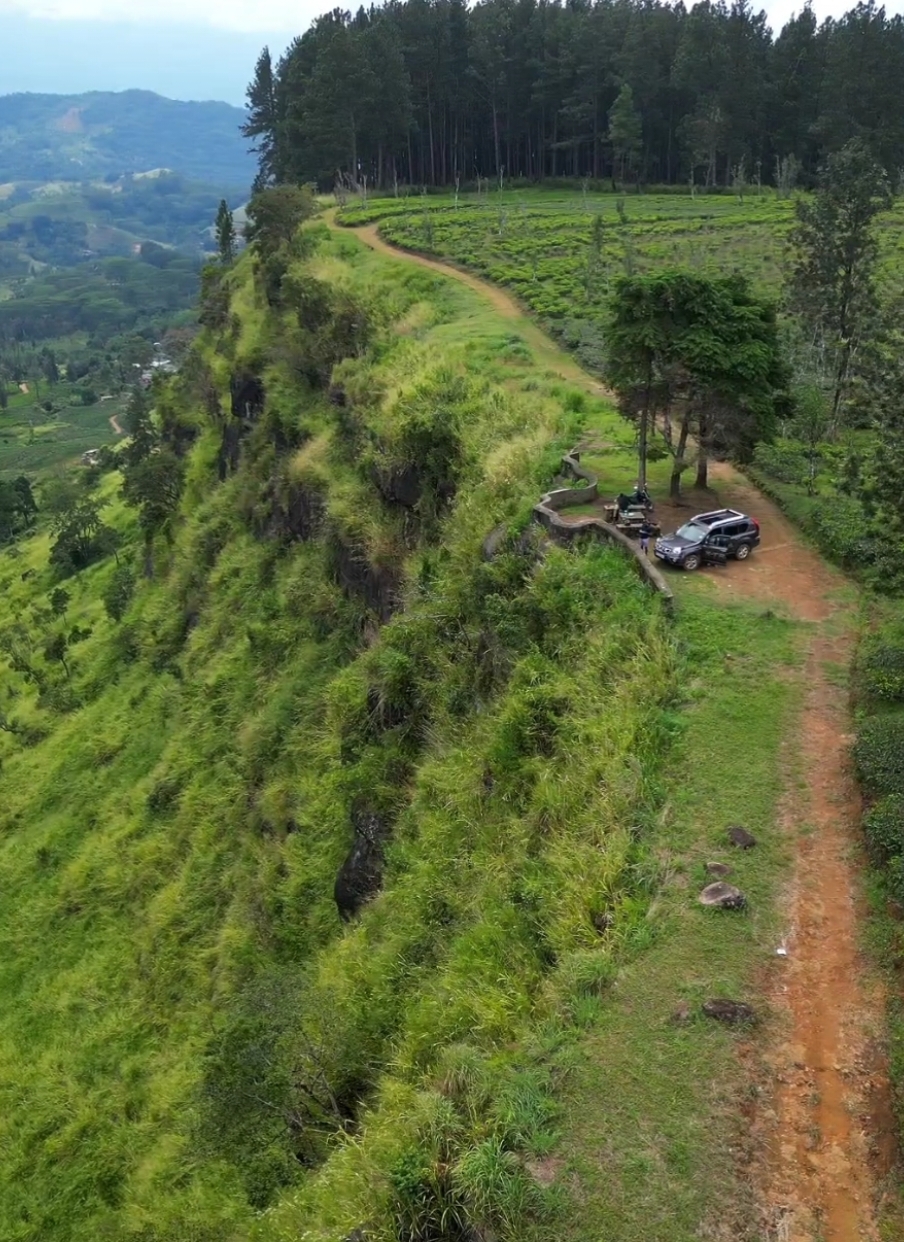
2,0,904,37
0,0,315,33
761,0,904,29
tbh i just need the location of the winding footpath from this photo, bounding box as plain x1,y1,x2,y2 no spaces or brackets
328,209,896,1240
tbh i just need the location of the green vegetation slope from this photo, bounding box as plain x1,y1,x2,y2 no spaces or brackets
0,208,818,1242
0,91,252,187
0,217,681,1240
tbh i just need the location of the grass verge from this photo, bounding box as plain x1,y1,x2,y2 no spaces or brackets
535,594,805,1241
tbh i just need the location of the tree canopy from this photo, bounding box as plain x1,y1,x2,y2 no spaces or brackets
247,0,904,190
606,270,786,494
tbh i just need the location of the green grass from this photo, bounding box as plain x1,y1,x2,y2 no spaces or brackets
338,188,904,382
0,226,681,1241
0,214,869,1242
543,596,804,1240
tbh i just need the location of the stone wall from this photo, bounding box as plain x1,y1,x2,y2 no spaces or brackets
532,450,675,614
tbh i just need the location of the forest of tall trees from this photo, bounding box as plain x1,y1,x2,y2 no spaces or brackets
244,0,904,192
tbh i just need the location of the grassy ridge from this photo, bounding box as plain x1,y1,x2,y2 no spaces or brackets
0,228,677,1239
0,221,813,1241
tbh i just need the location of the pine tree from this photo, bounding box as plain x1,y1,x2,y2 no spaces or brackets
215,200,236,263
123,384,157,468
608,84,643,186
788,138,892,428
243,47,283,184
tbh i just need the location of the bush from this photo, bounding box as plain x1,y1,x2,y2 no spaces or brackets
859,640,904,701
751,440,809,485
853,713,904,798
802,495,874,570
863,795,904,861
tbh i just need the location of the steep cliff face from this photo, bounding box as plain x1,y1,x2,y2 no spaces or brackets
0,226,676,1241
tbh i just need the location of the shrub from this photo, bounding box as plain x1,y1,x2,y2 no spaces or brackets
751,440,809,485
863,795,904,861
853,713,904,798
802,495,873,570
858,640,904,701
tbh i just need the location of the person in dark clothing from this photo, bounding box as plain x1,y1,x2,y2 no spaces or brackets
639,520,653,555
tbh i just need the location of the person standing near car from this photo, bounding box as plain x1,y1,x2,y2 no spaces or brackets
639,519,652,556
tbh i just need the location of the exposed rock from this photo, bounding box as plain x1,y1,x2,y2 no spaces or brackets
702,998,757,1025
268,481,325,543
230,371,265,421
593,910,615,933
728,825,757,849
373,462,422,509
330,535,400,622
699,881,747,911
334,807,390,921
705,861,733,879
482,523,509,562
217,420,246,480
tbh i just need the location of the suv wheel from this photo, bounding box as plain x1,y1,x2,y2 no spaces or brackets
735,543,751,561
683,554,701,571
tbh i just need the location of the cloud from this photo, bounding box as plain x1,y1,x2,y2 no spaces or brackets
3,0,904,38
0,0,315,33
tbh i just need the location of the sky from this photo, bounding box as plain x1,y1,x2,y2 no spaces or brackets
0,0,898,106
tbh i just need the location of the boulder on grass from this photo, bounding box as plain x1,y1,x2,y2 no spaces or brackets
728,825,756,849
703,998,757,1025
705,861,732,879
699,881,747,911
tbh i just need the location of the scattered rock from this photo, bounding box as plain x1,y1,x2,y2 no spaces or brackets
670,1001,692,1024
703,998,757,1025
705,861,733,879
482,523,509,562
334,808,391,921
728,825,757,849
699,881,747,910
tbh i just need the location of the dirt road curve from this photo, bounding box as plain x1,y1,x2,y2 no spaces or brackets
329,212,610,398
331,212,896,1240
109,413,124,435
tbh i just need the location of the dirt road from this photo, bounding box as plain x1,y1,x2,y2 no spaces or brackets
330,211,896,1240
327,212,610,398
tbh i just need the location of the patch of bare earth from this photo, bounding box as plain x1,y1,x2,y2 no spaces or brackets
700,466,897,1240
749,627,897,1242
56,106,84,133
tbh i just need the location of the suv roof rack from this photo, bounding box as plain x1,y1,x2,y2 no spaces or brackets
695,509,745,525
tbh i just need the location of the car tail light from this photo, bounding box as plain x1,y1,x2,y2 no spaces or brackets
753,518,760,532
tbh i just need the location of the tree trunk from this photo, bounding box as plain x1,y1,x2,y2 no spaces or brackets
427,86,436,186
638,405,648,490
669,415,691,499
592,104,600,179
492,98,501,178
695,446,708,489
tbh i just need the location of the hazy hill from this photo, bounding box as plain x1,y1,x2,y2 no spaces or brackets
0,91,253,187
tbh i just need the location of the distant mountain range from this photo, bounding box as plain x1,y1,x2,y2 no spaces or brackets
0,91,253,188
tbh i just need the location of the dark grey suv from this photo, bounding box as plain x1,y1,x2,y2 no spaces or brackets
654,508,760,571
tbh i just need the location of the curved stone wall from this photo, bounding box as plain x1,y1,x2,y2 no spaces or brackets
532,450,675,614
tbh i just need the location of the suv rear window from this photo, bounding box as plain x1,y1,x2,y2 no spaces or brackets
677,521,709,540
